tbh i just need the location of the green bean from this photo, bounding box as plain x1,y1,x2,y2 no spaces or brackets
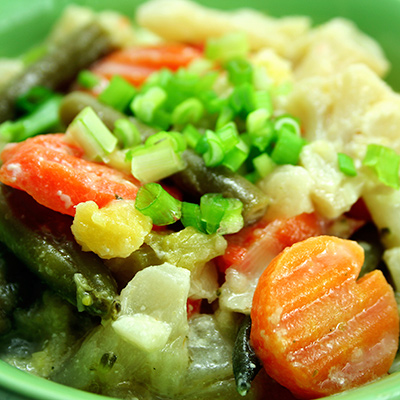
171,150,270,225
232,315,262,396
0,184,119,319
0,21,114,123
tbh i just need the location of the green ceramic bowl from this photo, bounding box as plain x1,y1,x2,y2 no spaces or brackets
0,0,400,399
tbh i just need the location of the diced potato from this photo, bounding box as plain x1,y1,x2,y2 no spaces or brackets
71,200,152,259
112,314,172,352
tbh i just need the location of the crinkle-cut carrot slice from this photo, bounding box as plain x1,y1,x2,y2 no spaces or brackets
250,235,399,399
0,134,139,216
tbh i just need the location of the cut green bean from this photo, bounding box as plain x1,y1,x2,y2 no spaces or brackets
171,150,269,225
0,184,119,319
0,21,115,123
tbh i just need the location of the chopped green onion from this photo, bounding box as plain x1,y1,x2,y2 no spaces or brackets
217,197,244,235
199,193,244,235
130,139,186,183
145,131,186,153
131,86,167,124
3,95,62,143
151,109,172,131
183,124,202,149
229,83,255,115
203,130,224,167
270,129,305,165
253,153,275,178
216,122,240,153
205,32,249,62
201,91,226,114
200,193,228,234
65,106,117,162
216,105,235,130
181,202,205,233
362,144,400,189
15,86,55,114
135,183,182,226
98,75,136,112
113,119,141,148
274,115,301,136
253,91,273,113
338,153,357,177
226,58,253,86
77,70,101,90
222,139,250,172
246,108,272,134
248,120,275,152
172,97,204,126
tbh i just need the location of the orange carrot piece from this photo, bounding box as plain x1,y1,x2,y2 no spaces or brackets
0,134,140,216
91,44,202,87
250,235,399,399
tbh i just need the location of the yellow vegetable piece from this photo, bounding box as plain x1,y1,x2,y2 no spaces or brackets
72,200,152,259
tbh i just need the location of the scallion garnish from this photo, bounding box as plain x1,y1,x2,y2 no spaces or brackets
205,32,249,62
130,138,186,183
98,75,136,112
226,58,253,86
65,106,117,162
77,70,101,90
274,115,301,136
135,183,182,226
271,129,305,165
362,144,400,189
113,119,141,149
203,130,224,167
131,86,167,124
222,139,250,172
253,153,275,178
181,202,204,232
172,97,204,126
338,153,357,177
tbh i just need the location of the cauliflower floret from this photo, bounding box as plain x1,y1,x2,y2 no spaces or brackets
257,164,314,221
71,200,152,259
136,0,311,56
299,141,364,219
294,18,389,80
285,64,400,157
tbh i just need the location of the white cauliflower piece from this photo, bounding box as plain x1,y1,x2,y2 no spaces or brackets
257,165,314,221
285,64,400,157
136,0,311,56
294,18,389,80
299,141,364,219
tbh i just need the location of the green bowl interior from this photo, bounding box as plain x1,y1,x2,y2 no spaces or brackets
0,0,400,399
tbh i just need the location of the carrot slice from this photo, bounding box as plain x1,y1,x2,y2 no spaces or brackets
91,44,202,86
0,134,139,216
250,235,399,399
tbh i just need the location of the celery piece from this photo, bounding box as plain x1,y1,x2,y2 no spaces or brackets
66,106,117,162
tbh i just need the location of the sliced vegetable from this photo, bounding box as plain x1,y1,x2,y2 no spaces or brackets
65,106,117,162
91,44,202,87
0,184,118,318
97,75,136,112
135,182,182,226
338,152,357,177
0,21,115,123
0,134,139,216
250,235,399,399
